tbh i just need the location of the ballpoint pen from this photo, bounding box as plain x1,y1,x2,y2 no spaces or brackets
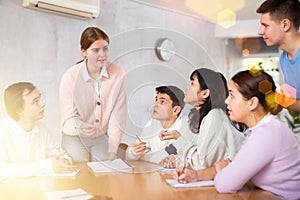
135,134,143,142
136,135,151,153
180,157,189,176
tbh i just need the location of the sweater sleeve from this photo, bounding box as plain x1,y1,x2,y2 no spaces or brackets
214,129,276,193
125,143,141,161
126,120,168,164
125,120,151,161
0,134,54,181
41,123,61,157
183,109,232,169
172,116,197,157
107,72,127,153
0,159,54,182
59,66,84,136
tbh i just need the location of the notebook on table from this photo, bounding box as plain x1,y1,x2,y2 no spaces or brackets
87,158,133,174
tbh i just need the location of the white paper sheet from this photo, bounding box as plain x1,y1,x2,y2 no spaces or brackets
43,188,92,200
157,167,175,174
37,169,80,177
87,158,132,173
166,179,214,188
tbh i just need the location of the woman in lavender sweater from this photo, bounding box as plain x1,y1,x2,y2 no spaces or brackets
173,70,300,200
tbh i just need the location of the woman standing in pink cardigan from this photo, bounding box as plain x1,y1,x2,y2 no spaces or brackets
59,27,127,162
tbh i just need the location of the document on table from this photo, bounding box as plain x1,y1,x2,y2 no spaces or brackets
43,188,93,200
157,166,175,174
166,179,214,188
37,169,80,177
87,158,133,174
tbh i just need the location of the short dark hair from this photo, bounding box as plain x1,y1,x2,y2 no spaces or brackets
256,0,300,29
155,85,185,113
4,82,36,121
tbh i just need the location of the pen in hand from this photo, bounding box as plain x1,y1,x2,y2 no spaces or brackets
136,135,151,153
180,157,189,176
136,134,142,142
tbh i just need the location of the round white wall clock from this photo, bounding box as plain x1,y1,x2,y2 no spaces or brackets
155,38,175,61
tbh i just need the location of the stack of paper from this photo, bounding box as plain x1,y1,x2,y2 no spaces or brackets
37,169,80,177
43,188,92,200
166,179,214,188
87,158,133,174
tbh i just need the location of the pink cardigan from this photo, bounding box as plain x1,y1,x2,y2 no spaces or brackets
59,61,127,153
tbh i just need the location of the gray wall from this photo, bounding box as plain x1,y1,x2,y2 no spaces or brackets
0,0,239,144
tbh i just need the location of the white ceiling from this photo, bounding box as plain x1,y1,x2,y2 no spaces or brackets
130,0,265,21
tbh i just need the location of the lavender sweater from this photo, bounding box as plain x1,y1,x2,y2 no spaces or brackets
215,114,300,200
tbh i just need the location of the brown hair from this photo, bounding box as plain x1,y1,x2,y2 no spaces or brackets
256,0,300,30
77,27,110,64
4,82,36,121
231,70,282,115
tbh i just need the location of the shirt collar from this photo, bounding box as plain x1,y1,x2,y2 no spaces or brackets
82,59,109,82
248,113,272,134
